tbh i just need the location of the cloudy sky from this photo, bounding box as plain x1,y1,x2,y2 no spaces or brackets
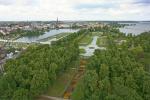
0,0,150,21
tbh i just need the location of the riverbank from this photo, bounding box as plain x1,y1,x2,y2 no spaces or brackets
38,32,71,42
16,29,78,43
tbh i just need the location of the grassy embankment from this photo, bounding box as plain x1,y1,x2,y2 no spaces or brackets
39,32,71,42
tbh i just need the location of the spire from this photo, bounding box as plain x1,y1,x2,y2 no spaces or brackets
56,17,59,29
57,17,58,23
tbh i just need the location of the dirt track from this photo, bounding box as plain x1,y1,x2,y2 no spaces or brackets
63,59,86,99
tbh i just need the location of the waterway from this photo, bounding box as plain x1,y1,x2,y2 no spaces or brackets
119,22,150,35
16,29,78,43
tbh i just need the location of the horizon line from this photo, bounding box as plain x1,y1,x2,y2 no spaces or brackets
0,20,150,22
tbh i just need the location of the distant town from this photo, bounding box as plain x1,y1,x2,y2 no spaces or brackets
0,20,107,36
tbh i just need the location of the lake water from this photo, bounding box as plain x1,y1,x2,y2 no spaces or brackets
119,22,150,35
16,29,78,43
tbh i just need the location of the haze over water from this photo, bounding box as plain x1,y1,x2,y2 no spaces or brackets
119,22,150,35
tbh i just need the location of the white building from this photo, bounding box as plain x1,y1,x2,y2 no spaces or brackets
0,30,7,35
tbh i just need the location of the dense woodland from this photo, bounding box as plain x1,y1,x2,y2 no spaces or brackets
126,32,150,72
0,25,149,100
0,29,87,100
72,29,150,100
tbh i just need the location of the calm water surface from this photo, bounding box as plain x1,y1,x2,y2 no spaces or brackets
119,22,150,35
16,29,78,42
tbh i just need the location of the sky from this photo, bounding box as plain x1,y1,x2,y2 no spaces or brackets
0,0,150,21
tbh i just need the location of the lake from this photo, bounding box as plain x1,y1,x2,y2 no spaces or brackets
119,22,150,35
16,29,78,43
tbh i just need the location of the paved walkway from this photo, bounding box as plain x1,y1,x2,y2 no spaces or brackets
37,95,69,100
79,36,106,57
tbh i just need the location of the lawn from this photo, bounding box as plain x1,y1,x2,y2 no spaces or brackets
79,34,93,46
79,48,86,54
91,32,103,36
96,36,107,47
39,32,71,42
46,65,77,97
79,32,103,46
55,32,70,39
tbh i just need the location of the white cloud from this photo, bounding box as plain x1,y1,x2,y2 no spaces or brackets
0,0,149,21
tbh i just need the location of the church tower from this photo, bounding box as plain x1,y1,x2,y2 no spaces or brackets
56,17,59,29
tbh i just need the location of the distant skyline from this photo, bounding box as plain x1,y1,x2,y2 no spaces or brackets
0,0,150,21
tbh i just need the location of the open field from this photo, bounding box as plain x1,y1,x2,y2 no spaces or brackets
45,63,78,97
91,32,103,36
96,36,107,47
79,32,103,46
79,34,93,46
79,48,86,54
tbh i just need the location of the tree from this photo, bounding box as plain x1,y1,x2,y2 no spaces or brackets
83,70,99,100
99,64,109,80
30,69,49,96
142,75,150,100
48,63,57,83
125,74,137,90
0,30,84,99
105,94,123,100
12,88,29,100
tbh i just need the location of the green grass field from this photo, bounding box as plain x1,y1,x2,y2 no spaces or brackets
79,48,86,54
39,32,71,42
46,66,77,97
79,34,93,46
79,32,103,46
91,32,103,36
96,36,107,47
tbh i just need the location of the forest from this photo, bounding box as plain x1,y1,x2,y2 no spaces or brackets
0,25,149,100
72,29,150,100
0,29,87,100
